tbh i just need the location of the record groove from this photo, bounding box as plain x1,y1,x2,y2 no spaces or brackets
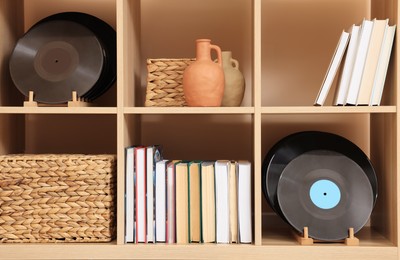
262,131,377,220
277,150,374,241
9,12,116,104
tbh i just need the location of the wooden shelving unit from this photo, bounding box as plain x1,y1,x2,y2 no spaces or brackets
0,0,398,259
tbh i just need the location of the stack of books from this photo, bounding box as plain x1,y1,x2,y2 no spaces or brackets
315,18,396,106
124,146,252,244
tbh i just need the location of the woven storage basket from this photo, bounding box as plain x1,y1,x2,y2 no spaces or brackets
145,58,195,107
0,154,116,243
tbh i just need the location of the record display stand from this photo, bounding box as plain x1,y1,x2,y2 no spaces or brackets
23,91,92,107
294,227,359,246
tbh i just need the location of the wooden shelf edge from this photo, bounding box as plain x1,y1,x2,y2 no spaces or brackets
124,107,255,114
261,106,397,114
0,107,118,114
0,242,397,260
262,225,395,248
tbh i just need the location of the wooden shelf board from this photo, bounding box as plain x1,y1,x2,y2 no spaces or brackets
261,106,397,114
0,107,118,114
262,226,394,247
0,239,397,260
124,107,255,114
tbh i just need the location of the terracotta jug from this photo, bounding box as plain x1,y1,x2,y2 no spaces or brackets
183,39,224,106
220,51,245,106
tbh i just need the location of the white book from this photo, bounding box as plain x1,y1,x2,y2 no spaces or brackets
229,161,238,243
135,147,146,243
125,147,135,243
215,160,230,244
334,24,361,105
146,147,155,243
346,19,374,105
155,160,168,242
370,25,396,105
314,30,350,106
357,19,389,105
166,161,177,243
237,161,252,244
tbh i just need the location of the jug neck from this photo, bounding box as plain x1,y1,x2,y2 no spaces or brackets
222,51,232,66
196,39,212,61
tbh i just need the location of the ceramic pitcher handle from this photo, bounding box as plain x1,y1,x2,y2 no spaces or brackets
211,44,222,66
232,58,239,69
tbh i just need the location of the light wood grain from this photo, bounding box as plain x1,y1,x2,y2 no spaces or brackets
0,0,398,258
0,241,397,260
124,106,255,114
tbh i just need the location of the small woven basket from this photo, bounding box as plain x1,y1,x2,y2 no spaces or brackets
0,154,116,243
145,58,195,107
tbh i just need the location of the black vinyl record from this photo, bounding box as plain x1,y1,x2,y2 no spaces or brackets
36,12,116,101
262,131,377,220
277,150,374,241
9,12,116,103
9,20,104,103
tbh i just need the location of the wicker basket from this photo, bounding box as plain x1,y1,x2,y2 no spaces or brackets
0,154,116,243
145,58,195,107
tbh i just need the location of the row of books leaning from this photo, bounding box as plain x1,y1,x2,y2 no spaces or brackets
315,18,396,106
125,145,252,244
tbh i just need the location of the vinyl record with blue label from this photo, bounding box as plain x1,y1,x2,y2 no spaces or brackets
277,150,374,241
262,131,377,220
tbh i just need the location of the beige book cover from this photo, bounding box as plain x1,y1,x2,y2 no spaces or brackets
370,24,396,105
229,161,238,243
357,19,388,105
175,161,189,244
189,161,201,243
200,161,216,243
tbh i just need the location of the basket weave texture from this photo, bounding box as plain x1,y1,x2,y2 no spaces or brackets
145,58,195,107
0,154,116,243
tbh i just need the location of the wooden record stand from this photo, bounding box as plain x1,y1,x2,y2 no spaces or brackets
295,227,359,246
23,91,92,107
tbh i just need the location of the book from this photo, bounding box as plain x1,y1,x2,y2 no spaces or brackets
135,147,147,243
215,160,230,243
229,161,238,243
314,30,350,106
346,19,374,105
334,24,361,105
237,160,252,243
188,161,201,243
155,159,169,242
125,146,135,243
166,160,180,243
175,161,189,244
357,19,389,105
200,161,216,243
370,24,396,105
146,145,162,243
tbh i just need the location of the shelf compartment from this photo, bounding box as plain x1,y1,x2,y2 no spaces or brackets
120,114,255,245
122,0,253,107
260,0,396,107
0,0,117,107
260,113,397,247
